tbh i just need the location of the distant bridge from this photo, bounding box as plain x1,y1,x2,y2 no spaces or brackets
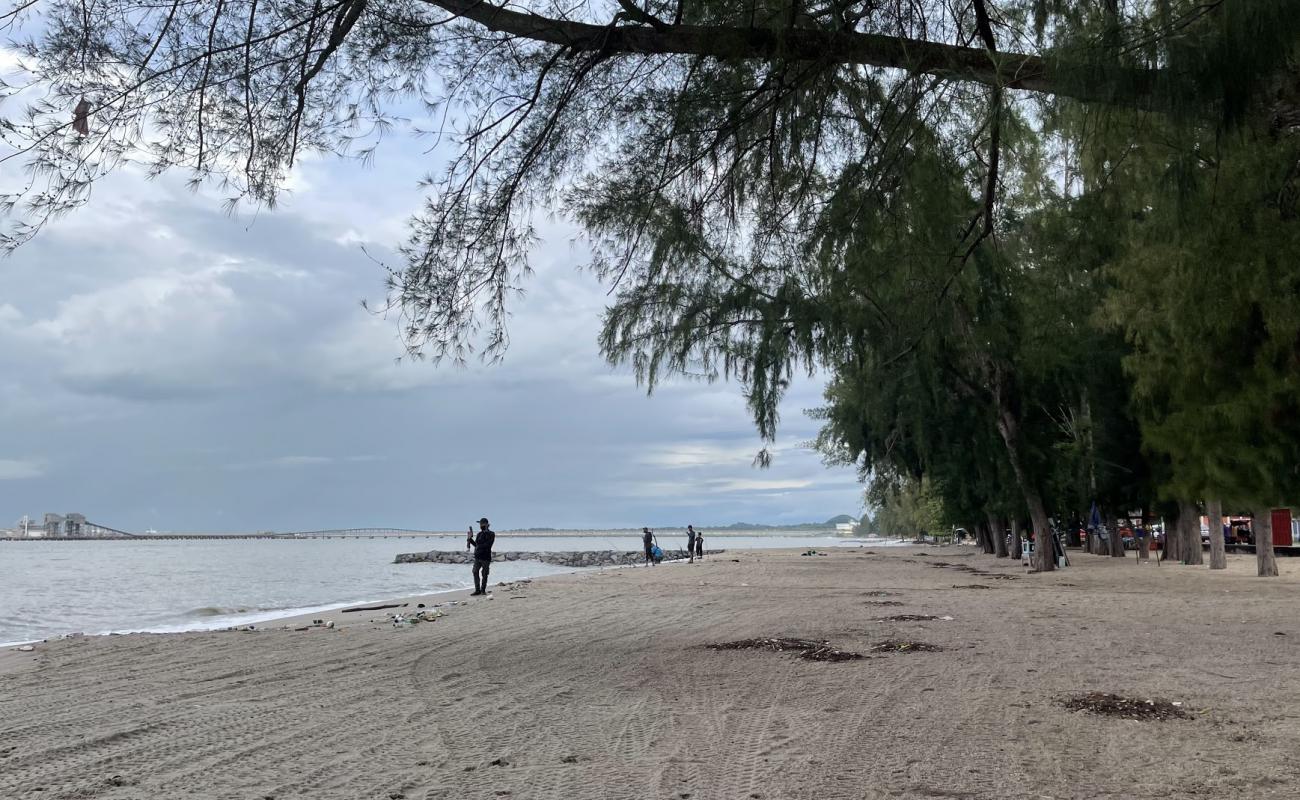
276,528,448,539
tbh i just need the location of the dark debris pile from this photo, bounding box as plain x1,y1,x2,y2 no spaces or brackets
927,562,1018,580
1062,692,1191,721
869,640,944,653
707,637,864,662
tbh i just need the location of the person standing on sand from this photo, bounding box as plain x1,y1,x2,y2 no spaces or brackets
643,527,656,566
468,517,496,595
687,525,697,563
694,530,704,561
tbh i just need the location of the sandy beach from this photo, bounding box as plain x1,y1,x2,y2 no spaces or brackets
3,546,1300,799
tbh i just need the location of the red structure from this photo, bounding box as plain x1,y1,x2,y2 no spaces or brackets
1271,509,1294,547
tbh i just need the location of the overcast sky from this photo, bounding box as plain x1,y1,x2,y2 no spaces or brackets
0,110,865,532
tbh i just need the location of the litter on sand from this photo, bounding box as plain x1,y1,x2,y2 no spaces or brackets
292,619,335,632
391,609,445,628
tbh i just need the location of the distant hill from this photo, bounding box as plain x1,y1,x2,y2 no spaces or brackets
718,515,856,530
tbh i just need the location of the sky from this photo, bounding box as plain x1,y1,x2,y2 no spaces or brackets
0,116,866,532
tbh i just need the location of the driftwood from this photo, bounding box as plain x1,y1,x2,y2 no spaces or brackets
341,603,408,613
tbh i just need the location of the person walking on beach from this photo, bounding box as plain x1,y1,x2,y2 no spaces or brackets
468,517,496,595
687,525,697,563
694,529,704,561
643,527,657,566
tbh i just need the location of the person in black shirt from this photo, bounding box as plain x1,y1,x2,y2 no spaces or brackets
468,517,496,595
686,525,697,563
642,527,656,566
694,530,704,561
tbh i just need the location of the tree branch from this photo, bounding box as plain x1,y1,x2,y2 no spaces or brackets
419,0,1160,106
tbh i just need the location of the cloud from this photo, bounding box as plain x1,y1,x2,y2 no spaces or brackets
639,441,760,469
0,133,866,530
0,459,45,480
706,478,815,492
229,455,385,470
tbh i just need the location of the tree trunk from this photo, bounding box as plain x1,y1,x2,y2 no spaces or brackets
976,522,992,554
1008,518,1023,560
1207,498,1227,570
1255,507,1279,577
1065,522,1081,548
1030,497,1055,571
1165,517,1181,562
990,514,1008,558
992,409,1055,571
1109,522,1125,557
1179,500,1204,565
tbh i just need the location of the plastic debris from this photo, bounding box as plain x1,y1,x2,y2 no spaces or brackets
292,619,335,632
16,645,35,652
72,98,91,134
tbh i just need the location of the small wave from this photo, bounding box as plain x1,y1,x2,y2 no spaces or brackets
186,605,284,617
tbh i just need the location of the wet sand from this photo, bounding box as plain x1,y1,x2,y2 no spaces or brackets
3,546,1299,799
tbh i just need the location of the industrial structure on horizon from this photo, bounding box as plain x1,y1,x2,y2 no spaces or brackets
1,513,131,539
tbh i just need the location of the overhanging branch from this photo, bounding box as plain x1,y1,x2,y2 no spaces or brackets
421,0,1160,106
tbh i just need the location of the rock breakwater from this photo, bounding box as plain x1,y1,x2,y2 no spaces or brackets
394,549,723,568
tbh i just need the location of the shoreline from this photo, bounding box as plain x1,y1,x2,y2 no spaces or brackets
2,537,907,649
0,564,582,651
0,552,713,667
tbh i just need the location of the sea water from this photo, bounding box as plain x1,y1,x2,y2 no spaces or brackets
0,532,902,644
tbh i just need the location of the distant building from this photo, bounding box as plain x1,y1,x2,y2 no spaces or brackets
835,519,859,533
43,512,65,537
65,513,86,537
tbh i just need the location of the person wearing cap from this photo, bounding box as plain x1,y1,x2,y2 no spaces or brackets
686,525,697,563
642,527,657,566
468,517,496,595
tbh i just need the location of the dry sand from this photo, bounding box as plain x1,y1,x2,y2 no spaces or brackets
3,546,1300,799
